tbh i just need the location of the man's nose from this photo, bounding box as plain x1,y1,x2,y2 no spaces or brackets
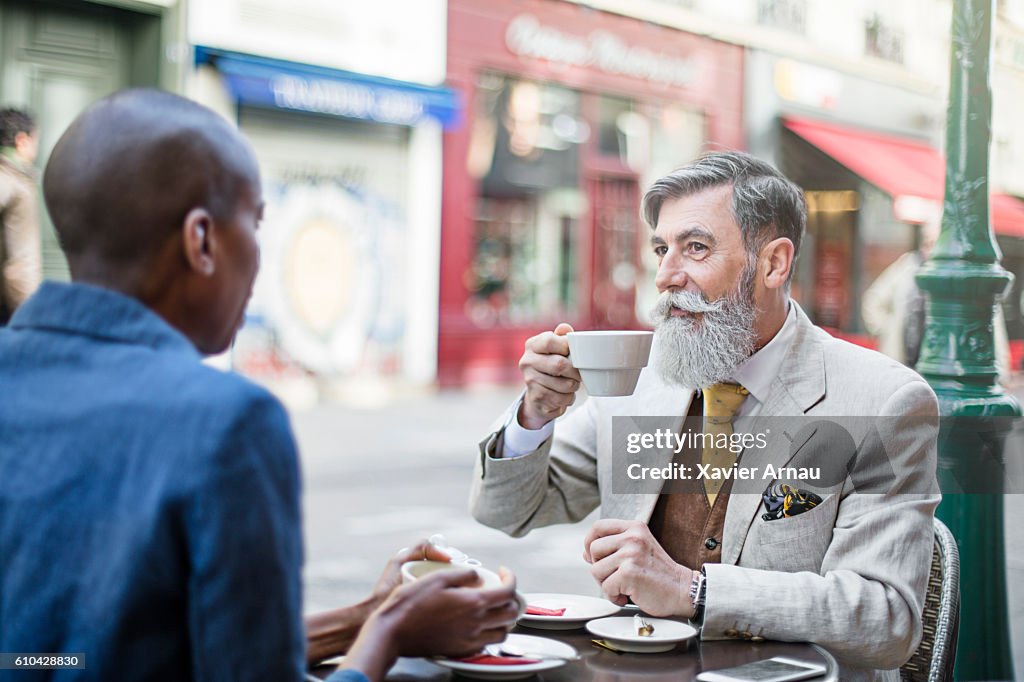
655,254,688,293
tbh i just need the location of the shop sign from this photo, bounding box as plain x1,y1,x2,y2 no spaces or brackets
272,76,425,126
505,14,697,88
197,48,461,129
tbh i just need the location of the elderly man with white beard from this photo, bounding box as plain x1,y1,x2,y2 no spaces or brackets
469,151,941,681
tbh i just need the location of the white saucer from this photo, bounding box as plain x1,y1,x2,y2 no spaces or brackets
432,634,576,680
517,593,623,630
586,616,698,653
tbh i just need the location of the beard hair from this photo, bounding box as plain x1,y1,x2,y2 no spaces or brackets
650,265,758,389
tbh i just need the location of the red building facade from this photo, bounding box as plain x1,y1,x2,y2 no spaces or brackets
440,0,745,385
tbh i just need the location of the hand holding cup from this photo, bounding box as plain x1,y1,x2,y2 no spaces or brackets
518,322,582,430
341,567,521,679
518,323,654,429
370,540,454,606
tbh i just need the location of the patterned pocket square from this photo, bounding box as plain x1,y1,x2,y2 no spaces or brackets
761,483,823,521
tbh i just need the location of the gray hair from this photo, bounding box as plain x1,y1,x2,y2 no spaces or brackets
641,151,806,277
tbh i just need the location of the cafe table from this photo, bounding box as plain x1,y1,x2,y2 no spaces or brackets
308,621,840,681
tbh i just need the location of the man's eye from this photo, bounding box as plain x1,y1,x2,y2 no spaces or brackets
653,245,668,257
687,242,708,255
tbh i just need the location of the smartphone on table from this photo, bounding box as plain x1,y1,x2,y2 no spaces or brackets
695,656,827,682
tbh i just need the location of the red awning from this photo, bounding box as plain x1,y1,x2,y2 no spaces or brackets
783,115,1024,238
992,194,1024,239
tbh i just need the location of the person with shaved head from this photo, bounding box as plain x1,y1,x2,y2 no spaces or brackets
0,90,519,682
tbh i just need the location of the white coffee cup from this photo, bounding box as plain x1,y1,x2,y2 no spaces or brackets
567,330,655,397
401,560,528,617
401,560,503,589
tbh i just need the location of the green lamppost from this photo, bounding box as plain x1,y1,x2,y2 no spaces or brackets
915,0,1018,678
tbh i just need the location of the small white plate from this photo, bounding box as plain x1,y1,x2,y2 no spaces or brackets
517,593,622,630
586,616,698,653
432,634,576,680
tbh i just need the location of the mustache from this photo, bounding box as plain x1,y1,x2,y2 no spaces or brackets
651,289,728,319
650,285,757,389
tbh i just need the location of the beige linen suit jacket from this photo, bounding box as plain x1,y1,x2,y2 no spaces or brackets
470,304,940,681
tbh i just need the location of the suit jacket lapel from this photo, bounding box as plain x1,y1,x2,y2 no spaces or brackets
721,305,827,565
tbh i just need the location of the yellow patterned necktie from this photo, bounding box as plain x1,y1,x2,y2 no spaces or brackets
701,382,749,506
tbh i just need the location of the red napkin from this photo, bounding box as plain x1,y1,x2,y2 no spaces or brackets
525,605,566,616
456,654,541,665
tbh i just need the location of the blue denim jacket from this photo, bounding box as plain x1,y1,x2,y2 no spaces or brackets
0,282,365,682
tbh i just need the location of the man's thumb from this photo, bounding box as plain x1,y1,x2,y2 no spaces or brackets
554,322,575,336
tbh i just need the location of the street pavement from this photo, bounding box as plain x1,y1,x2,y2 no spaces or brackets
296,386,598,614
291,384,1024,677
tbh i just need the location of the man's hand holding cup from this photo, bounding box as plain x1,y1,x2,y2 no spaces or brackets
518,323,581,430
518,323,656,430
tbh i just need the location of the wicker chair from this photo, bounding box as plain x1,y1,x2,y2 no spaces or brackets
900,518,960,681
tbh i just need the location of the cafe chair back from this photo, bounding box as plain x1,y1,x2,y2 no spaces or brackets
899,517,960,682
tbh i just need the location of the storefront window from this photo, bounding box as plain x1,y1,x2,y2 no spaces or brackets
598,95,632,161
598,95,660,175
466,73,587,325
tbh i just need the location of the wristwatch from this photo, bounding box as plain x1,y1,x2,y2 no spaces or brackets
689,566,708,623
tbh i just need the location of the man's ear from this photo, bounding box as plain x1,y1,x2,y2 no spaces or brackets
761,237,795,290
182,208,215,276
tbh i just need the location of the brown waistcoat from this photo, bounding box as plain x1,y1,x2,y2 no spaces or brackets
647,392,733,568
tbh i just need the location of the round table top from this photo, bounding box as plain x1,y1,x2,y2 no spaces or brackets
310,622,839,681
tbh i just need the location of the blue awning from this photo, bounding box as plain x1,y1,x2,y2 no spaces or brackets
195,46,461,130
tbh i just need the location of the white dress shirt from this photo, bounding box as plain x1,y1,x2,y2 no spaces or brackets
502,303,799,457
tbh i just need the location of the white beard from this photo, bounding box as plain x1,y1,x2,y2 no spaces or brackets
650,285,757,390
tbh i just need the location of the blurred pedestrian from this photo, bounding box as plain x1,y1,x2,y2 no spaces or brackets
0,107,42,324
0,90,519,682
861,215,1011,379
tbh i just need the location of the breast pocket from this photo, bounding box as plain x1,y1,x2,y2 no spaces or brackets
751,493,840,573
